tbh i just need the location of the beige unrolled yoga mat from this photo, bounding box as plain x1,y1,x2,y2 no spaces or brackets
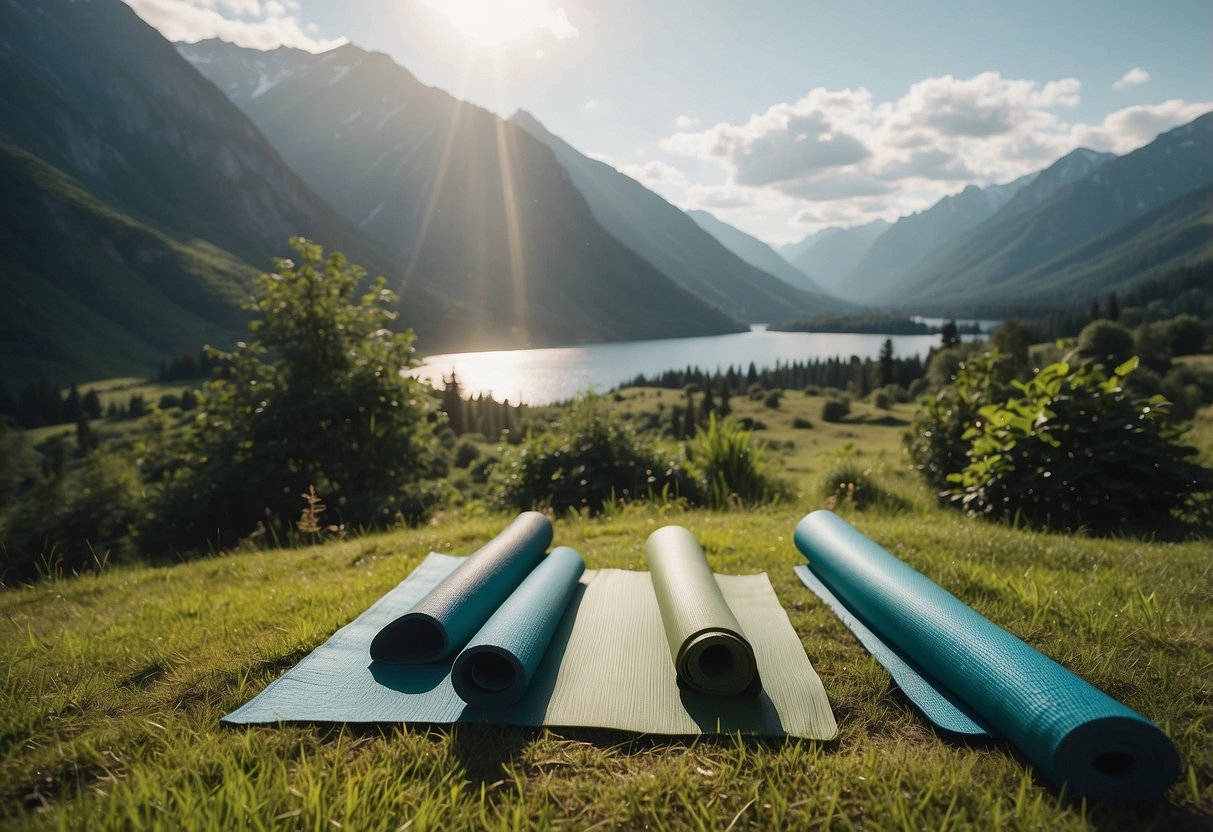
224,541,836,739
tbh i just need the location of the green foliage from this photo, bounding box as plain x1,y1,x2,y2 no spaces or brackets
687,414,785,508
821,398,851,423
907,351,1015,492
2,450,143,580
1077,319,1134,369
946,357,1211,532
762,389,783,409
820,463,908,513
143,238,440,556
488,395,698,514
0,420,39,510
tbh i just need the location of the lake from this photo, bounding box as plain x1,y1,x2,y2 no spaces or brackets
414,325,971,405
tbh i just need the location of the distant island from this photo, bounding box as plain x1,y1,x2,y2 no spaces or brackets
770,314,983,335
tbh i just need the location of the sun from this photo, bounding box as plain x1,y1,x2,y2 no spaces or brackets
422,0,577,49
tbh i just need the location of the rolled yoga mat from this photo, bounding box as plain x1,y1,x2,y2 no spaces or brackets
452,546,585,708
370,511,552,663
794,509,1179,802
646,525,759,696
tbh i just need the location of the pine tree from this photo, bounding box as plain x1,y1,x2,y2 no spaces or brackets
440,371,466,435
877,338,895,388
76,412,99,454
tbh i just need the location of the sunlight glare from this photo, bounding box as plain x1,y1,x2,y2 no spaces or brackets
422,0,577,49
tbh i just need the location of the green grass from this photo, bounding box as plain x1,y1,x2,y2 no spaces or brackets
2,390,1211,829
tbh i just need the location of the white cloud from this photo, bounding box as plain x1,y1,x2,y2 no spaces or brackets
661,69,1211,236
1113,67,1150,90
617,160,687,187
1070,99,1213,153
123,0,345,51
583,100,602,111
674,114,699,130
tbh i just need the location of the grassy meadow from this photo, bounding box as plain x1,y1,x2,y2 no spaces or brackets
2,388,1212,829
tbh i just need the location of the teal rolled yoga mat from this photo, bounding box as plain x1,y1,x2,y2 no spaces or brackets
370,512,552,663
646,526,759,696
794,509,1179,802
452,546,585,708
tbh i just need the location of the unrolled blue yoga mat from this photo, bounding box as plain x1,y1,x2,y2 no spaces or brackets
794,509,1179,802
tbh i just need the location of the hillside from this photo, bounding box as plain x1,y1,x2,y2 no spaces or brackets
2,393,1210,827
838,175,1035,302
0,143,252,385
782,220,890,292
181,41,745,349
510,111,844,321
686,209,835,296
903,112,1213,308
0,0,402,385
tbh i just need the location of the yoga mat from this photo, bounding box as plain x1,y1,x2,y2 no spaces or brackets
370,512,551,663
223,553,837,739
794,509,1179,802
646,526,759,696
452,546,585,708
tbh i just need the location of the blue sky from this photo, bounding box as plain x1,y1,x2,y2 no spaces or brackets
128,0,1212,244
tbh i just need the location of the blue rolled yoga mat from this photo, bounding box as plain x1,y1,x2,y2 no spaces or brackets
370,511,552,663
794,509,1179,802
452,546,585,708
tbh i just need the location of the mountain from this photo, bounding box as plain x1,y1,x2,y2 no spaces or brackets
0,0,395,385
176,36,315,108
902,112,1213,308
995,147,1115,221
782,221,890,293
838,174,1036,302
685,210,833,296
180,40,744,350
510,111,844,321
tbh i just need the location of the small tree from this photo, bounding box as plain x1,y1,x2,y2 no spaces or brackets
146,238,440,555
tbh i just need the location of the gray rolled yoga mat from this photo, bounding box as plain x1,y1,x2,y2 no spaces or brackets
794,509,1179,802
452,546,585,708
370,511,552,663
646,526,759,696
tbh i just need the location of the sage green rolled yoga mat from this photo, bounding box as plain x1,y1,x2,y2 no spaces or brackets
370,511,552,663
452,546,585,708
646,526,759,696
794,509,1179,802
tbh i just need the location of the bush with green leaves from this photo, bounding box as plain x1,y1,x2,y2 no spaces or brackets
687,414,786,508
488,396,699,514
820,463,908,513
821,398,851,423
941,356,1211,533
143,238,442,556
906,351,1013,492
2,450,144,581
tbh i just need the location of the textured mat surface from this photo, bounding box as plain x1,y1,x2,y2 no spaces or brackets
370,512,552,664
793,509,1178,801
646,526,759,696
224,553,837,738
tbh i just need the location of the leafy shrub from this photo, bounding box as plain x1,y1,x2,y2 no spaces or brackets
821,398,851,423
871,390,893,410
1077,320,1134,369
791,416,813,430
763,389,783,409
688,415,786,508
906,351,1013,492
488,396,698,514
453,439,482,469
947,357,1211,533
2,451,143,581
803,384,821,396
820,463,908,513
